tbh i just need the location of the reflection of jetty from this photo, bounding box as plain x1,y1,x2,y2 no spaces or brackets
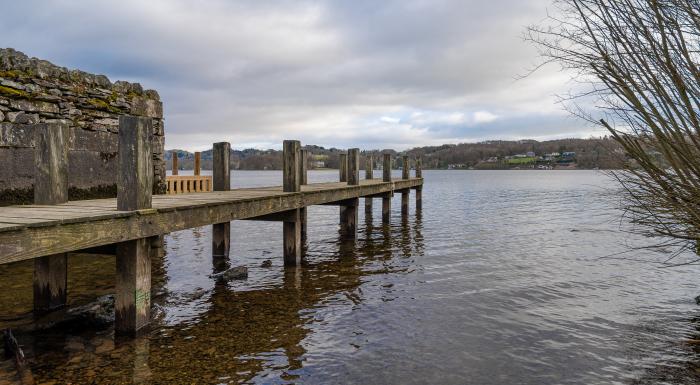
0,116,423,336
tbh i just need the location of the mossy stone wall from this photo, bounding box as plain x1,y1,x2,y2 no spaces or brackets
0,48,166,205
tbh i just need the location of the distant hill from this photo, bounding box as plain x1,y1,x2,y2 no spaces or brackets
165,137,625,171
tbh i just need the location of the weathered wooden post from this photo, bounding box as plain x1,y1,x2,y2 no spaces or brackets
338,152,348,223
365,155,373,179
339,149,360,237
339,153,348,182
415,157,422,210
171,152,178,175
283,140,302,265
401,155,410,214
383,153,392,182
212,142,231,260
299,148,308,241
402,155,410,180
382,153,392,223
348,149,359,186
194,151,201,176
365,155,373,215
115,116,153,335
33,123,69,313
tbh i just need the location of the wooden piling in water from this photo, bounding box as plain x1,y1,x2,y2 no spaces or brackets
172,153,178,176
415,157,422,210
299,149,308,242
33,123,69,313
194,151,201,176
382,153,392,223
340,149,360,237
365,155,373,215
115,116,153,335
212,142,231,259
283,140,302,266
401,156,410,214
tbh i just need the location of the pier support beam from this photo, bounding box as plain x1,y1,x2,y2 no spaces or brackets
299,149,308,242
115,116,153,335
381,153,392,223
283,140,302,266
340,149,360,238
212,142,231,260
365,155,374,217
339,152,348,223
415,157,422,210
401,156,410,215
33,123,70,313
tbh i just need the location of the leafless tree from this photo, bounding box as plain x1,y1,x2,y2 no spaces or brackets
527,0,700,262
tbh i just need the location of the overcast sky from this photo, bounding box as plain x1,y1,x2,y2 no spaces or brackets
2,0,604,151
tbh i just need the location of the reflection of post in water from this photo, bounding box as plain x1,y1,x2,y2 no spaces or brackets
364,197,374,239
413,205,424,256
132,337,151,384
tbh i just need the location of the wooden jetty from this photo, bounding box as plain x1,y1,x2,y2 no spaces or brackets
0,116,423,335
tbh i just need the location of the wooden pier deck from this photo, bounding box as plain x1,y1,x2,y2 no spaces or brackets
0,116,424,335
0,178,421,265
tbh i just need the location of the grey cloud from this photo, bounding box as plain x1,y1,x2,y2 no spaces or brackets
0,0,583,150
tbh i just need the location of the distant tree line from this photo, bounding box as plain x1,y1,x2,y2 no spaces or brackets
165,137,625,171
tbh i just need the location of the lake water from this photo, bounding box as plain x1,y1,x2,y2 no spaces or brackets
2,170,700,384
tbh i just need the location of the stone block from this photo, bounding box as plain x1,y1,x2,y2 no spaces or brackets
130,97,163,118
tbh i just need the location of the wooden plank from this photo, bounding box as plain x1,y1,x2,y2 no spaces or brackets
0,178,423,263
0,222,26,231
244,209,299,222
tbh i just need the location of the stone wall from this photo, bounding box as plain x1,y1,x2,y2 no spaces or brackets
0,48,165,205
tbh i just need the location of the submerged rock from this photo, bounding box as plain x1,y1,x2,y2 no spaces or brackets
695,295,700,305
260,260,273,268
210,266,248,281
66,295,114,326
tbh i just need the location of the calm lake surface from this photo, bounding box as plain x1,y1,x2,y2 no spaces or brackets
2,170,700,384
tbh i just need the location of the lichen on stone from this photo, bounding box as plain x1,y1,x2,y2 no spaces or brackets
0,85,29,98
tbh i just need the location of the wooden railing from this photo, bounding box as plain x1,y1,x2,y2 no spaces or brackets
166,175,212,194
